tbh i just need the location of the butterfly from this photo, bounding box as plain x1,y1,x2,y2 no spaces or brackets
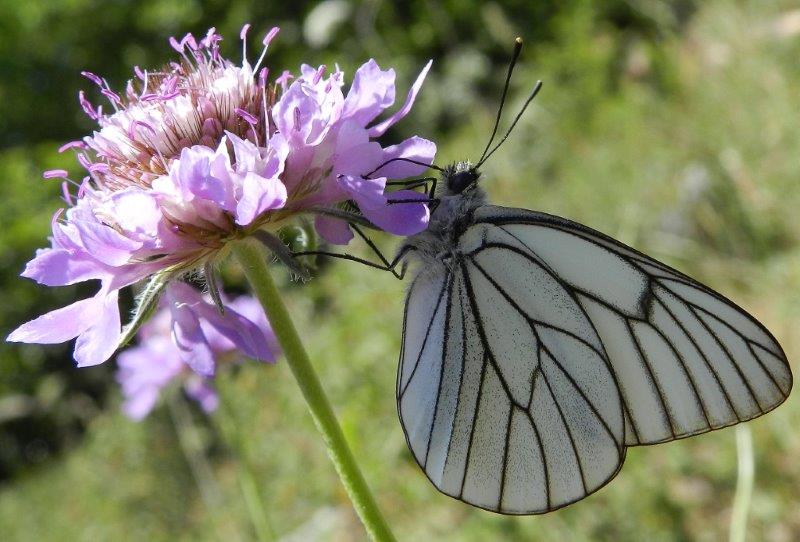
390,41,792,515
296,38,792,515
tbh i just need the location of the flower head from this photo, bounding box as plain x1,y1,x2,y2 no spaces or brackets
117,288,276,420
8,26,436,367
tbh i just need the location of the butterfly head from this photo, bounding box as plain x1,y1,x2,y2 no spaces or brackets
440,161,481,197
433,40,540,202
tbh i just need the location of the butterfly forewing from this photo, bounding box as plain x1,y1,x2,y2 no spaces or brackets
472,206,792,446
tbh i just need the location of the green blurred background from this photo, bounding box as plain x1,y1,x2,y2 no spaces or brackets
1,0,799,539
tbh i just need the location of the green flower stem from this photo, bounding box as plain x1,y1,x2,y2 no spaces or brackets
235,462,275,542
215,381,276,542
167,393,243,542
729,425,754,542
232,239,396,542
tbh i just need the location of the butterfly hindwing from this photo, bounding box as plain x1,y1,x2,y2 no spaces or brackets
398,229,626,514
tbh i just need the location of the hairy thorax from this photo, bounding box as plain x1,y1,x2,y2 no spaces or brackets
401,184,487,270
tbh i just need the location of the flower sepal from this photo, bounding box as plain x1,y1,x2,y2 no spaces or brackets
250,232,310,281
117,266,179,349
278,220,318,254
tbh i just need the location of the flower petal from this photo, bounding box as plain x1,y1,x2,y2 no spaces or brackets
342,59,396,126
173,146,214,198
107,189,163,239
235,172,288,225
116,334,184,420
333,121,384,176
184,378,219,412
337,175,386,211
271,83,316,144
226,296,279,357
74,219,142,266
73,289,121,367
368,60,432,137
315,214,354,245
378,136,437,179
363,189,430,235
7,295,102,344
170,299,216,377
182,157,229,206
195,302,276,362
121,386,160,421
21,247,108,286
224,131,264,174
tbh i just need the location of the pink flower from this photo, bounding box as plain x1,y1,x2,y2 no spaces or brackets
117,289,277,420
7,26,436,368
275,59,436,243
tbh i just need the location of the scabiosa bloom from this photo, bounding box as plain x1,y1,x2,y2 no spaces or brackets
273,59,436,244
7,25,435,367
117,286,277,420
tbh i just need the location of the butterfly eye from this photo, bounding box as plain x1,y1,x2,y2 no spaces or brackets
447,170,478,194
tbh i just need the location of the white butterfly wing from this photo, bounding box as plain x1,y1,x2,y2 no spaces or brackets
398,242,626,514
469,206,792,446
398,205,791,514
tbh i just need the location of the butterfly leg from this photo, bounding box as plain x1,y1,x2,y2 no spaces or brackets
292,247,410,280
386,176,438,197
293,218,412,279
387,195,441,214
365,157,443,178
351,223,412,279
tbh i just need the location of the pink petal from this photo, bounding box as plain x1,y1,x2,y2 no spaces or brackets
170,299,215,377
368,60,432,138
333,121,384,176
363,189,430,236
271,83,315,143
108,190,163,238
105,260,172,292
184,378,219,413
337,175,386,211
7,295,103,344
315,215,354,245
175,147,229,207
225,297,279,356
235,172,288,226
225,131,260,172
22,247,108,286
74,220,142,266
195,302,276,362
335,119,370,150
122,387,160,421
377,137,437,179
74,290,121,367
189,173,229,206
342,59,396,126
336,141,384,178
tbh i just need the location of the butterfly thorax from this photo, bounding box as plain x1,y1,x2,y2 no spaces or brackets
400,161,486,269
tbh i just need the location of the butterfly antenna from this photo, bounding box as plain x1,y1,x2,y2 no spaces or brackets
476,37,524,166
475,80,542,169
